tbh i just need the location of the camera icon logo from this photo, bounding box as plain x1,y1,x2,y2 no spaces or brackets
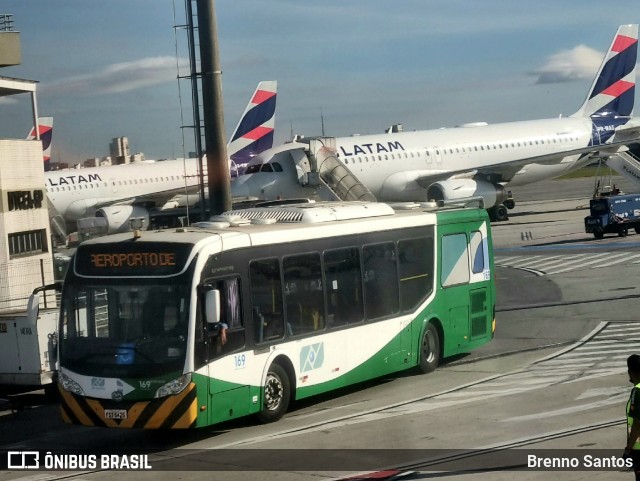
7,451,40,469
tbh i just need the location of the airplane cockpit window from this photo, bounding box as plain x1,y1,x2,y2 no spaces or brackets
272,162,283,172
261,164,274,173
245,164,260,174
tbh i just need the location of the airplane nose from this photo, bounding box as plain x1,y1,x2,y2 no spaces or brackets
230,176,250,198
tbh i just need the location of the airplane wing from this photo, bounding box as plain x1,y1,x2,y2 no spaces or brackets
90,184,202,210
607,118,640,143
413,138,637,188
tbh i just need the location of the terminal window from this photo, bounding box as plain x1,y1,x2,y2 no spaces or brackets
8,229,48,258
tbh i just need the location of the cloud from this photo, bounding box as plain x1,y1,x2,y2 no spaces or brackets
531,45,603,84
43,56,189,96
0,96,19,105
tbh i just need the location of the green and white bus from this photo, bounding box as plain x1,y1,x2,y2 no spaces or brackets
57,201,495,429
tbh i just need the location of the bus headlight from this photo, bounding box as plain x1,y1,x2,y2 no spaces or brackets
154,373,192,398
59,372,84,396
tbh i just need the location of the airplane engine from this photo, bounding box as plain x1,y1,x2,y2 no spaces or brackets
426,179,507,208
95,205,150,235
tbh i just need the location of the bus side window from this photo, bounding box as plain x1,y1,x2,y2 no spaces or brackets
441,233,470,287
363,242,399,320
324,247,363,327
283,253,325,336
203,276,244,356
398,237,434,311
250,259,284,343
469,230,489,281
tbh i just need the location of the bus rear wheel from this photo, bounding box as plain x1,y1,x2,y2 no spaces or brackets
419,323,440,374
258,363,290,423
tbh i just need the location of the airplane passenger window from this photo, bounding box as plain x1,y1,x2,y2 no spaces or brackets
480,146,484,151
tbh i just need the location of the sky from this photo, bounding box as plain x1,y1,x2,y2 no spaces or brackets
1,1,639,165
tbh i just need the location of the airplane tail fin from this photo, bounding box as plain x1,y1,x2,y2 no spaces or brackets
572,24,638,118
227,81,277,176
26,117,54,171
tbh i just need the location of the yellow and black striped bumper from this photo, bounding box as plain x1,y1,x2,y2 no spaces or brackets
59,383,198,429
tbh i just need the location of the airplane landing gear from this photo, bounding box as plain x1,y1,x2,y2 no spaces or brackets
504,190,515,210
489,204,509,222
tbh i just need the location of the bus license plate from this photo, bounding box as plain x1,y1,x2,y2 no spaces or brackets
104,409,128,419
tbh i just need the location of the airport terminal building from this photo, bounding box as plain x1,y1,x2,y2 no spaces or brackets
0,15,55,311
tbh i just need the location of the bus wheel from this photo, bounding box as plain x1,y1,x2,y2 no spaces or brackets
258,364,290,423
419,323,440,374
618,226,628,237
594,232,604,239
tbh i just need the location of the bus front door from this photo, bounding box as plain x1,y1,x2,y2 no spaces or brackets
204,277,253,425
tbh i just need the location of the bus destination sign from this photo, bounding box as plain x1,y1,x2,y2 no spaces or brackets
74,242,193,277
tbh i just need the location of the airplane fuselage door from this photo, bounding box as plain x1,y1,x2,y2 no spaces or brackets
426,147,442,165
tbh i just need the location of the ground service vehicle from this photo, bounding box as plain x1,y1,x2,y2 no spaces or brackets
0,285,59,400
57,201,496,429
585,194,640,238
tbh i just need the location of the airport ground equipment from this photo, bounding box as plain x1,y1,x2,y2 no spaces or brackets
585,194,640,238
0,284,61,398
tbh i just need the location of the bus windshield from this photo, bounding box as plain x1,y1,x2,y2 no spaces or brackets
59,283,190,378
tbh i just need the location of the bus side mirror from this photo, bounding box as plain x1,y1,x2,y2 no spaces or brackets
205,289,221,325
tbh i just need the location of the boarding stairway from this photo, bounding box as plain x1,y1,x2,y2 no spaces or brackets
604,144,640,192
297,137,376,202
48,203,67,247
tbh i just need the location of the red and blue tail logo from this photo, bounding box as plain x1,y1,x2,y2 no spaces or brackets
26,117,54,171
228,81,277,176
574,24,637,118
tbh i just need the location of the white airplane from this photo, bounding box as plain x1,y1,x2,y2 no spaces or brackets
44,81,277,234
231,25,640,221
